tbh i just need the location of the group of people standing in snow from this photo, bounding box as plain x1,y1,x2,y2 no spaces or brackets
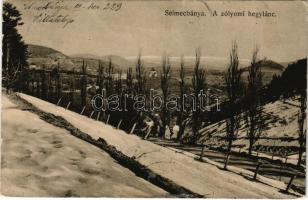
140,114,181,140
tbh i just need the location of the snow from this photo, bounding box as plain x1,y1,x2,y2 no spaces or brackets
198,97,304,165
232,146,304,166
200,98,301,139
1,95,168,197
17,93,297,198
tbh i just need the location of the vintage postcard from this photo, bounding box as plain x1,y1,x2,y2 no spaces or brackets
1,0,307,198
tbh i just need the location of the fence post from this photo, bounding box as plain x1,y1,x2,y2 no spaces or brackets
144,126,152,140
286,175,296,193
253,162,262,180
199,145,206,161
106,114,110,124
130,123,137,134
90,111,94,118
56,97,62,106
223,153,230,170
279,162,283,181
117,119,122,129
80,106,86,115
66,102,71,110
96,112,101,121
272,141,276,160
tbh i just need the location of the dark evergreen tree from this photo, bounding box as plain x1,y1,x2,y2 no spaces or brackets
267,74,282,101
267,58,307,101
3,2,28,92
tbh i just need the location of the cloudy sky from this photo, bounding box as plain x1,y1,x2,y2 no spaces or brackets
9,0,308,62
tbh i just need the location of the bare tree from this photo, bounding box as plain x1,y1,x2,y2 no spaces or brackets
126,67,133,92
35,71,41,97
191,49,207,144
245,47,264,156
105,57,114,96
160,54,171,138
56,63,62,100
47,71,53,101
69,68,76,106
135,51,147,94
30,71,35,95
40,65,48,100
122,67,137,131
116,70,123,95
177,56,187,141
297,91,306,166
80,60,87,107
134,52,147,131
97,60,105,94
224,42,243,168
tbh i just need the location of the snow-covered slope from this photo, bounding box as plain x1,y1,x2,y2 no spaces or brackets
199,98,301,146
1,96,168,197
17,93,296,198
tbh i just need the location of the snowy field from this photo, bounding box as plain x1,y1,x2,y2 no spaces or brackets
1,95,168,197
17,93,297,198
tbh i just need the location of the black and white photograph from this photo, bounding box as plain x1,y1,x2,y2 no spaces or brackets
1,0,307,198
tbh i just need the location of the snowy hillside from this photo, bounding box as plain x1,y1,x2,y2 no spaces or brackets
16,93,296,198
1,96,167,197
199,97,302,151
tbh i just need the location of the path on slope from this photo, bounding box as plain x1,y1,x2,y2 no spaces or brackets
1,95,168,197
17,93,296,198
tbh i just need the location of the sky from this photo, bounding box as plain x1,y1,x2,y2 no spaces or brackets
8,0,308,62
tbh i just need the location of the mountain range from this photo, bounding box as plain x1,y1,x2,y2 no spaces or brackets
27,44,287,75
